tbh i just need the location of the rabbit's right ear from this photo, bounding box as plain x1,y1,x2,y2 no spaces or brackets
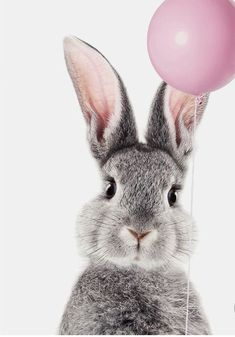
146,82,209,166
63,36,138,164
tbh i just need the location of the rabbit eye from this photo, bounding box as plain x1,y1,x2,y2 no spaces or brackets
105,180,116,199
167,186,179,206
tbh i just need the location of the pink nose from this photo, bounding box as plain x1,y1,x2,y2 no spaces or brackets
127,228,151,241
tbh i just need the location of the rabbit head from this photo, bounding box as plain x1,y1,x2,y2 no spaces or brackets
63,36,209,270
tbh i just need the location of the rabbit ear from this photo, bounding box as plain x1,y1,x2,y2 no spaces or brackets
146,82,209,163
63,36,137,163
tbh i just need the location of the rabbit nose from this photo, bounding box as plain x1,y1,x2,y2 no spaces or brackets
127,228,151,241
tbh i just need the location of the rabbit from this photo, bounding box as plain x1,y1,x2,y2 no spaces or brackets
59,36,211,335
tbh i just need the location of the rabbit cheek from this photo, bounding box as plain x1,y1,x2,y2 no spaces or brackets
157,226,178,263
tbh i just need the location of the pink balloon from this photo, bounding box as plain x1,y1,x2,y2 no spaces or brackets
147,0,235,95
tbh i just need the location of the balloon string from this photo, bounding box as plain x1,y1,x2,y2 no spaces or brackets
185,96,199,335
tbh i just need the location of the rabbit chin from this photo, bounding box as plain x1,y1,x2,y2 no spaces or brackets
106,253,167,270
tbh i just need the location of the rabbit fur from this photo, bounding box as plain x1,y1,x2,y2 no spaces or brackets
59,36,210,335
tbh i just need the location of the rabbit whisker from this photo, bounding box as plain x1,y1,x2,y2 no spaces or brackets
79,215,117,228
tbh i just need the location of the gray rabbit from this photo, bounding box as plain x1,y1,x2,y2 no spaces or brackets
59,36,210,335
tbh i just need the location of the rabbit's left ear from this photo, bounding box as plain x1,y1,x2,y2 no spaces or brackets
146,82,209,164
63,36,137,164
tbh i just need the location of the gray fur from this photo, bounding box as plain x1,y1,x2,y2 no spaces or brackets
60,37,210,335
146,82,174,155
60,266,209,335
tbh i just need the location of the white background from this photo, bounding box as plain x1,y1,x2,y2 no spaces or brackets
1,0,235,334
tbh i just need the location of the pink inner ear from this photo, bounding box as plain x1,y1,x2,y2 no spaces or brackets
64,38,119,140
169,88,187,122
169,88,195,124
74,48,116,125
169,87,196,144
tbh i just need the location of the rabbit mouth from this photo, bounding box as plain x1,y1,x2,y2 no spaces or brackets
133,245,144,260
105,225,176,269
